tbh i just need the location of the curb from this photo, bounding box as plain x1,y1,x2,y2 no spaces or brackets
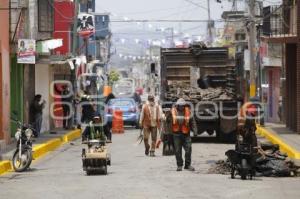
0,129,81,175
256,125,300,159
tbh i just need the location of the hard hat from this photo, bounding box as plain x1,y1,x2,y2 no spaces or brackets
176,98,187,106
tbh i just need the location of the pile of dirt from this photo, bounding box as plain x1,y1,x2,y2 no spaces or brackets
207,160,231,175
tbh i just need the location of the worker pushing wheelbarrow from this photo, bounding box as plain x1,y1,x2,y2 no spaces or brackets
82,114,111,175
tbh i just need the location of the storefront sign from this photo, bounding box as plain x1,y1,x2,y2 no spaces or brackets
17,39,36,64
77,13,95,38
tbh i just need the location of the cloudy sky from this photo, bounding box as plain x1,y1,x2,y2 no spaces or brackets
95,0,281,65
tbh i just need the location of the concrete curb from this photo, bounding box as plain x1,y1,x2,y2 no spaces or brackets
256,125,300,159
0,129,81,175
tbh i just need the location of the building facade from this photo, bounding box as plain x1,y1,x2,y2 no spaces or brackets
261,0,300,132
0,0,11,148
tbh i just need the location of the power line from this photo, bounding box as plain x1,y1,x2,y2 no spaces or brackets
110,19,227,23
117,5,192,15
183,0,208,11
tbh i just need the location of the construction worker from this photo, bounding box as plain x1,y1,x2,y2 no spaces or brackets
139,95,162,157
82,114,106,142
238,100,258,147
171,98,197,171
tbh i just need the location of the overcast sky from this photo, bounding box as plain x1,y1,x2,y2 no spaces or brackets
95,0,281,64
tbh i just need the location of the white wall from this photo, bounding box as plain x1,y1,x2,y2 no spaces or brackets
35,64,50,133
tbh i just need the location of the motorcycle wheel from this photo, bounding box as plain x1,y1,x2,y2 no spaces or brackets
241,159,248,180
12,149,32,172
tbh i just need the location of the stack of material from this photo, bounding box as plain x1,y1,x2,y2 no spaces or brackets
208,143,300,177
165,82,236,102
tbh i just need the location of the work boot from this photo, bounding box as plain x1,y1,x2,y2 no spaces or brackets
150,151,155,157
177,166,183,171
184,165,195,171
145,148,149,156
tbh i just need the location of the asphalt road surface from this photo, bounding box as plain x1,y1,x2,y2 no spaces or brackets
1,128,300,199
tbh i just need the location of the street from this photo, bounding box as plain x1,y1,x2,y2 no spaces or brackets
1,128,300,199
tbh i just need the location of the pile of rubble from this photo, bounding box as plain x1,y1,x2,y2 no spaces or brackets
207,160,231,175
208,143,300,177
165,82,236,102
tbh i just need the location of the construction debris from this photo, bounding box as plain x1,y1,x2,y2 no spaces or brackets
165,82,236,102
208,160,231,175
208,143,300,177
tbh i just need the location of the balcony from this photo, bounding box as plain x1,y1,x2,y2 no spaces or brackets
261,3,297,43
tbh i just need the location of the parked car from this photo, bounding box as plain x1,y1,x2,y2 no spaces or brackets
106,98,140,128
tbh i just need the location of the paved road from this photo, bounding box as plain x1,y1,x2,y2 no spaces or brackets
1,128,300,199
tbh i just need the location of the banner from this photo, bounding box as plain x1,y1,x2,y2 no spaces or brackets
17,39,36,64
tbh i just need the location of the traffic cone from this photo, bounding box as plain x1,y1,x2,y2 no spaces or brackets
112,110,124,134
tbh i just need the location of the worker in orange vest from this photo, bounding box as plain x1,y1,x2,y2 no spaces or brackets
139,95,163,157
172,98,197,171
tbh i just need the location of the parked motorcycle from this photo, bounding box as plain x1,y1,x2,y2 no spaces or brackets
11,118,34,172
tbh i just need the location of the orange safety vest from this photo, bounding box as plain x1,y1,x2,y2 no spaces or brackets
171,107,191,134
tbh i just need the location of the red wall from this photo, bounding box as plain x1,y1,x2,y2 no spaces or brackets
53,1,75,55
0,0,11,143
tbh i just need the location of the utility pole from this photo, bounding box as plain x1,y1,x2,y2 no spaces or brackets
248,0,257,98
207,0,213,46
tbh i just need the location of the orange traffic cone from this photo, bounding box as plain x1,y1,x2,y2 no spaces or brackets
112,110,124,134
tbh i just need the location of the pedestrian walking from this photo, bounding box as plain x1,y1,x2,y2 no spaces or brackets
30,94,46,137
171,98,197,171
139,95,162,157
61,85,73,129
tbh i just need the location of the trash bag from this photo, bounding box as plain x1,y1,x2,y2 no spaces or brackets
256,158,291,177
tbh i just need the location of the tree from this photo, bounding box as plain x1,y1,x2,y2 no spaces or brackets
108,70,120,86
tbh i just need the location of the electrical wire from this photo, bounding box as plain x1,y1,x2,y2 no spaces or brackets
117,5,192,15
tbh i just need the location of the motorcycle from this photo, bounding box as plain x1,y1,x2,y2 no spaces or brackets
11,118,34,172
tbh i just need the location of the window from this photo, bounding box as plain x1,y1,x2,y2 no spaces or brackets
38,0,54,32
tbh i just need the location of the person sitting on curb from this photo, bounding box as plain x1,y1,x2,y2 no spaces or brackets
171,98,197,171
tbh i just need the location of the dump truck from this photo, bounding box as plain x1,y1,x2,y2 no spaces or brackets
160,43,241,142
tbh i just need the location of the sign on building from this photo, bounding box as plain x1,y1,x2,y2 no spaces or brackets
17,39,36,64
77,13,95,38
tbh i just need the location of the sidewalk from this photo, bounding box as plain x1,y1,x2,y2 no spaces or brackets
0,128,81,175
257,123,300,159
